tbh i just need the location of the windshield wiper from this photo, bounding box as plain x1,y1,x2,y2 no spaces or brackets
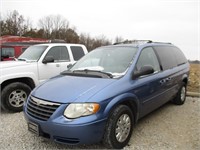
18,58,27,61
73,69,113,78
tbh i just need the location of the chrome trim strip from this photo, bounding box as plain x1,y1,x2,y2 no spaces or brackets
31,96,60,106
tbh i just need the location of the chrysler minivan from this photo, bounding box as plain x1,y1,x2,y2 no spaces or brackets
24,40,189,149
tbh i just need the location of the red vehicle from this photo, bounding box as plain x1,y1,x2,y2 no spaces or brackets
0,35,50,61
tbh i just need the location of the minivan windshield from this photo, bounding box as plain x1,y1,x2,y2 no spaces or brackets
18,45,48,61
70,46,138,78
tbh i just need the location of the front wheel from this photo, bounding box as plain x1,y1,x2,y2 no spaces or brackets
1,82,31,112
103,105,134,149
172,83,186,105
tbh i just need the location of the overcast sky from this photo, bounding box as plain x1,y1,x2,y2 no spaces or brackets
1,0,199,60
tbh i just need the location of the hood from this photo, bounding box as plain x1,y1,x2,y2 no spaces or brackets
0,61,32,69
32,75,116,103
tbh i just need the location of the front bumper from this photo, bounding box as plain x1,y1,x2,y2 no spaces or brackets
23,107,107,145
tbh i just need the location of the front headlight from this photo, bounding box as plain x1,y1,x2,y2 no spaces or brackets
64,103,100,119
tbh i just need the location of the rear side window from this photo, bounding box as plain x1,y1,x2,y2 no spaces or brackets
45,46,69,62
171,47,187,65
153,46,177,70
70,46,85,61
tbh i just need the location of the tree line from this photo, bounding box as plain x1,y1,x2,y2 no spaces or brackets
0,10,124,51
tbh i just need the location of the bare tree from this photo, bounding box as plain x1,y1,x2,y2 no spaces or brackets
1,11,117,49
17,15,24,36
0,12,4,36
1,10,31,36
54,15,69,31
25,17,33,31
3,10,20,35
114,36,124,44
91,35,111,50
38,15,53,38
79,33,111,51
38,15,69,39
79,33,94,51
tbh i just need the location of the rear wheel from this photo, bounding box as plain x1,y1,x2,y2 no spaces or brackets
1,82,31,112
103,105,134,149
172,83,186,105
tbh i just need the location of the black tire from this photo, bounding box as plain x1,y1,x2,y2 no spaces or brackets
172,83,186,105
103,105,134,149
1,82,31,112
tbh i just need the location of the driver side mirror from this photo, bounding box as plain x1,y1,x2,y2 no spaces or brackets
42,56,54,64
132,65,154,79
67,64,73,69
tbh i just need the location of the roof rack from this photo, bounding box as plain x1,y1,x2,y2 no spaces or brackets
113,40,152,45
151,41,171,44
50,39,66,43
113,40,171,45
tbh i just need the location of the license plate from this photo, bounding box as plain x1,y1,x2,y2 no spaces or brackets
28,122,39,135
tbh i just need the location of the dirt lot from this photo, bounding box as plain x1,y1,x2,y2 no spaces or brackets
0,97,199,150
188,64,200,93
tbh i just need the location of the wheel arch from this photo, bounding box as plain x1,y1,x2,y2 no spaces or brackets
182,77,188,85
104,93,140,124
1,77,36,91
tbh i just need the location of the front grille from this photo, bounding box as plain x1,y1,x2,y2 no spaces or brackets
26,96,61,121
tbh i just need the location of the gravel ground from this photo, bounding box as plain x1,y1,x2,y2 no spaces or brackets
0,97,200,150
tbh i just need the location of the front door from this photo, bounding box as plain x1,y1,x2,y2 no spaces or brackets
131,47,165,118
38,46,70,83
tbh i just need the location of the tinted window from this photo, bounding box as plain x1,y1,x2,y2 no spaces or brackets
70,46,84,61
1,47,14,57
136,47,160,72
171,47,187,65
153,46,177,70
45,46,69,62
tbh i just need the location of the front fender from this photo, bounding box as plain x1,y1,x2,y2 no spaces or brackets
0,62,39,85
103,93,140,122
0,72,38,86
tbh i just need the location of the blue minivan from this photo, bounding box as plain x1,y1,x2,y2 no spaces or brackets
24,41,189,149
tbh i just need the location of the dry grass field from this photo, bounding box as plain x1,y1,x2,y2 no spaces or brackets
188,64,200,93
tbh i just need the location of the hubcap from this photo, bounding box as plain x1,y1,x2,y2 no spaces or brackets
8,90,27,108
181,86,186,102
115,114,131,143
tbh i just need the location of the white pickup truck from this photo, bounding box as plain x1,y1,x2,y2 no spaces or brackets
0,43,88,112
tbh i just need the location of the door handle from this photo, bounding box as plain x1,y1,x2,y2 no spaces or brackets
56,64,60,67
166,77,171,82
160,77,171,85
160,79,166,84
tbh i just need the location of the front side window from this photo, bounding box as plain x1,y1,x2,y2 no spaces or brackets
45,46,69,62
71,46,138,77
1,47,14,57
136,47,160,73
